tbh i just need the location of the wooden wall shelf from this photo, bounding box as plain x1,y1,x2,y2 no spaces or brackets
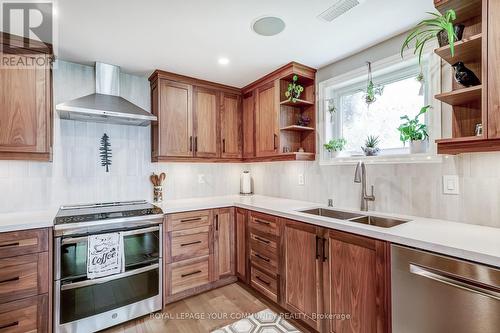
280,125,315,132
436,137,500,154
435,0,482,23
280,99,314,107
435,33,482,64
435,85,482,106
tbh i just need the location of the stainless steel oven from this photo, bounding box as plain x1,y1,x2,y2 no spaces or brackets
53,201,164,333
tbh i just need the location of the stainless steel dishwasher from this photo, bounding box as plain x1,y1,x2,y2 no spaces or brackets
391,245,500,333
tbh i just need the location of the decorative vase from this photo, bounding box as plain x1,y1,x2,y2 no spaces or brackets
409,140,428,154
362,147,380,156
153,186,163,203
437,24,465,47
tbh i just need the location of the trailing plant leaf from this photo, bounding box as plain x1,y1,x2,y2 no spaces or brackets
324,138,347,152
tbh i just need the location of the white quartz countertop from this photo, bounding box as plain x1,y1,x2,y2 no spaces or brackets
1,195,499,268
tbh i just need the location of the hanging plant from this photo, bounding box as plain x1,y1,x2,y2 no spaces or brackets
416,70,425,96
364,62,384,106
285,75,304,102
327,99,336,123
100,133,112,173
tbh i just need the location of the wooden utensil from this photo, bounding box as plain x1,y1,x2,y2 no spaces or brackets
159,172,166,184
150,174,159,186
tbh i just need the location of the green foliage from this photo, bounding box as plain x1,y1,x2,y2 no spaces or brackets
365,81,384,105
364,135,380,148
324,138,347,152
401,9,457,64
398,106,430,143
285,75,304,102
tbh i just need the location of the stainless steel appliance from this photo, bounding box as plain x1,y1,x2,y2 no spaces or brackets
53,200,164,333
392,245,500,333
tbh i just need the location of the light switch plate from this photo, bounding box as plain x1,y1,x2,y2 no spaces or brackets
443,175,459,195
298,174,305,185
198,174,206,184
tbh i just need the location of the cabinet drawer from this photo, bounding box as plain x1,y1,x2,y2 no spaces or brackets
167,210,211,231
170,226,210,262
169,257,210,295
0,294,47,333
251,265,278,303
249,232,277,253
249,212,279,236
0,253,48,304
249,247,278,274
0,229,48,259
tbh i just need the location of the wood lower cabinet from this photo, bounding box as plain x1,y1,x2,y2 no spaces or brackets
235,208,248,282
220,93,242,159
0,44,53,161
280,219,323,331
213,208,235,279
323,230,390,333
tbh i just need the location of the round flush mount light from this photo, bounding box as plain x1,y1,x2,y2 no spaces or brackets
252,16,286,36
218,57,230,65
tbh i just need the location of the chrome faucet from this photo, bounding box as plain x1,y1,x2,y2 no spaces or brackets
354,161,375,211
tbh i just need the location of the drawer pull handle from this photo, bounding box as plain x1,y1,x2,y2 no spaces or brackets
180,241,202,247
255,253,270,262
256,276,271,286
181,270,202,278
0,242,19,248
180,217,202,223
254,236,270,244
0,321,19,330
254,219,271,225
0,276,19,284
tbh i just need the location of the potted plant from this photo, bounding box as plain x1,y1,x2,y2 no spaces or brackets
361,135,381,156
285,75,304,103
324,138,347,158
364,62,384,106
401,9,464,64
398,105,430,154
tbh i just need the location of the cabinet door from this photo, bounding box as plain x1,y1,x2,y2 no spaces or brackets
214,208,235,279
242,91,255,158
157,80,193,157
255,81,279,157
220,93,242,158
235,208,248,282
281,219,323,330
0,54,51,160
488,0,500,138
193,87,219,158
324,231,390,333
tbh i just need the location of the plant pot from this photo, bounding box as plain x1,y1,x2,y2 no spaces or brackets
362,147,380,156
437,24,465,47
409,140,428,154
328,151,341,159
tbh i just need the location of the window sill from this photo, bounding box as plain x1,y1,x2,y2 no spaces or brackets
319,153,444,165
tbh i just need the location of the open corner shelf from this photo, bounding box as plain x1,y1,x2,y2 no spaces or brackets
280,99,314,107
435,85,482,106
436,0,482,23
435,33,482,65
280,125,315,132
436,136,500,155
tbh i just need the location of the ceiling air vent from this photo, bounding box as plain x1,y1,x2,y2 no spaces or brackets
318,0,364,22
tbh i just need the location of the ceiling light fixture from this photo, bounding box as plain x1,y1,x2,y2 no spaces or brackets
252,16,286,36
218,57,230,65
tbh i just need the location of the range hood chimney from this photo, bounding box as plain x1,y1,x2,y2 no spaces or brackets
57,62,156,126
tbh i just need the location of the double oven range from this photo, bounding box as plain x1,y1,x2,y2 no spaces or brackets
53,200,164,333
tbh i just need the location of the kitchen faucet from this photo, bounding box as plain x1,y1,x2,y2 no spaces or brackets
354,161,375,211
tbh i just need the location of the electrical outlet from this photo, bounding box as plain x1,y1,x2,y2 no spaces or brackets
443,175,459,195
298,174,305,185
198,174,206,184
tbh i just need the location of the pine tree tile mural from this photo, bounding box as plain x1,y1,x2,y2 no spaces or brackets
100,133,112,172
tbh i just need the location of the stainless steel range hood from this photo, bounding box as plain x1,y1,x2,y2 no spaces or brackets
57,62,156,126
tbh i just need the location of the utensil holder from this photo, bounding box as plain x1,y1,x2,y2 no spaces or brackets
153,186,163,203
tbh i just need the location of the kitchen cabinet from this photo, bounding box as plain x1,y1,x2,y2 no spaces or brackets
235,208,248,282
242,91,255,158
193,87,219,158
220,93,242,159
213,208,235,279
280,219,323,331
323,230,390,333
0,37,53,161
255,81,280,157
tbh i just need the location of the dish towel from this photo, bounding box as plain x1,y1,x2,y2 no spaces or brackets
87,232,124,279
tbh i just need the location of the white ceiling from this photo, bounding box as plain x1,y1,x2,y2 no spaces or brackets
55,0,434,88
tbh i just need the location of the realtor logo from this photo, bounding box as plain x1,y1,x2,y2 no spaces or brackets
1,1,53,53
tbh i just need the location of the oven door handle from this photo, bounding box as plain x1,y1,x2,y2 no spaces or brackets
61,226,161,245
60,263,159,291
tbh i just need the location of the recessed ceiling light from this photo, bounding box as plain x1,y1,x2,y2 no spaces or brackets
218,57,230,65
252,16,286,36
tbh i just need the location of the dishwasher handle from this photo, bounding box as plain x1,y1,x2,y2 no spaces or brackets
410,264,500,302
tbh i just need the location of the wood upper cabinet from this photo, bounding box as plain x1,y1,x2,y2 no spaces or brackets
242,91,255,158
255,81,279,157
154,80,193,158
213,208,235,280
0,52,52,161
488,0,500,138
280,219,323,331
235,208,248,282
324,230,390,333
193,87,219,158
220,93,242,158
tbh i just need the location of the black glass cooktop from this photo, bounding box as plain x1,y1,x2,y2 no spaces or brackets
54,200,163,225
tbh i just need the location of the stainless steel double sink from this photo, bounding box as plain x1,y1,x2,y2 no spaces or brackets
299,208,410,228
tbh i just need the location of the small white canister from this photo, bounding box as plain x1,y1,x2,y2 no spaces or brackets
240,171,252,195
